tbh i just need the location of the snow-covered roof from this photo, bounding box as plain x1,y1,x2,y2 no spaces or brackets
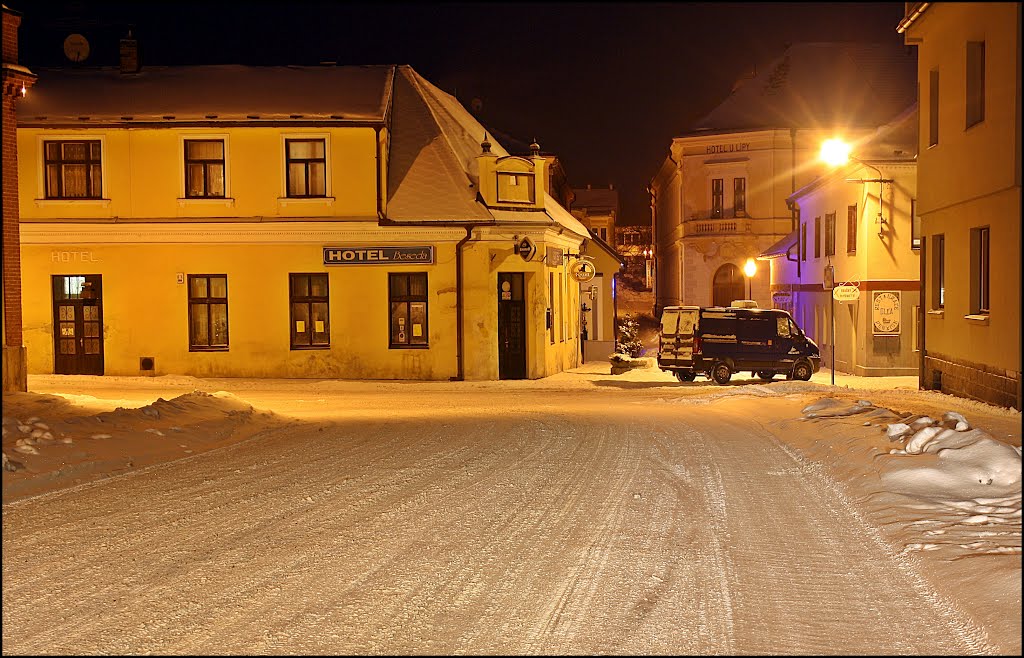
17,64,394,124
572,186,619,211
758,229,799,260
691,42,917,133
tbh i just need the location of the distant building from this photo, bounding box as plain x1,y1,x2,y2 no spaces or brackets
571,184,618,245
2,4,35,392
899,3,1021,409
762,105,919,376
615,224,652,286
16,62,595,381
649,42,917,315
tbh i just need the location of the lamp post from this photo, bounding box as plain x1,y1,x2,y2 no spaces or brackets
743,258,756,302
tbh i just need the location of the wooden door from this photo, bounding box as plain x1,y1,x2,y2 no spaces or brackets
52,275,104,375
497,272,526,380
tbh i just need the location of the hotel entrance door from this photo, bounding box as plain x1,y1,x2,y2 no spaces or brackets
51,274,104,375
497,272,526,380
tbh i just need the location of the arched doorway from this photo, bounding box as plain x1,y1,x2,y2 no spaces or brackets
712,263,744,307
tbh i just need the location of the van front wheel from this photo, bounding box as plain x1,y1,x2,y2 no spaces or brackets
710,361,732,385
792,360,813,381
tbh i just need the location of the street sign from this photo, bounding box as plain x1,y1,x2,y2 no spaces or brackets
569,259,596,283
517,236,536,262
832,284,861,301
823,264,835,290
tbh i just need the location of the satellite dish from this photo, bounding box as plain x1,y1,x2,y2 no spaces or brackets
63,34,90,63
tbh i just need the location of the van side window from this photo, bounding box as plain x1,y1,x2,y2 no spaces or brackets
777,317,791,338
789,319,800,337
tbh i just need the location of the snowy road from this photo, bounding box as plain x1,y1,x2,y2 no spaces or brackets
2,387,997,655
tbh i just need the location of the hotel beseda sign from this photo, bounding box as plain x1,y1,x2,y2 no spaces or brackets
872,290,901,335
323,246,434,265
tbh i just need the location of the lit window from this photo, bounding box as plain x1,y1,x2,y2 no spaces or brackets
184,139,225,198
389,273,428,348
188,275,229,350
285,139,326,197
289,273,330,348
44,140,102,199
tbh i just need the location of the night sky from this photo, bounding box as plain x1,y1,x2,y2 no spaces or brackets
11,1,908,224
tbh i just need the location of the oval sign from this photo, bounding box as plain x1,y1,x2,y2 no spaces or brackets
832,284,861,301
570,259,596,283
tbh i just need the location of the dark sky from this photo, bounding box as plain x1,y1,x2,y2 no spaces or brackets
12,1,908,224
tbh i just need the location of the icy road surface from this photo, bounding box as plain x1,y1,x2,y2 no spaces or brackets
2,385,1000,655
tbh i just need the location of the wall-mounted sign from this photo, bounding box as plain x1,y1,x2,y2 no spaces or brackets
872,291,901,335
517,236,536,262
833,284,861,302
570,259,597,283
323,246,433,265
823,264,835,290
705,142,750,154
545,246,563,267
51,250,99,263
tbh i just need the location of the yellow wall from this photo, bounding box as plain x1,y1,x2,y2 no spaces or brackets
18,126,380,221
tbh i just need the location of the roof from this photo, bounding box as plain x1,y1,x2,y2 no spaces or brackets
17,64,394,124
758,229,798,260
572,187,619,211
691,42,917,133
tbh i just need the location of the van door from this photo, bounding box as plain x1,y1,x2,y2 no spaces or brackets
771,313,799,368
659,307,698,364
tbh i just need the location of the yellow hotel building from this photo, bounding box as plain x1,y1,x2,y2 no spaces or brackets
16,61,594,380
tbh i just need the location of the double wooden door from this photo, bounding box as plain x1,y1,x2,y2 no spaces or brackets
497,272,526,380
52,275,104,375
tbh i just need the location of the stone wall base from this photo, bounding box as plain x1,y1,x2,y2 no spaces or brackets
924,351,1022,410
2,345,27,393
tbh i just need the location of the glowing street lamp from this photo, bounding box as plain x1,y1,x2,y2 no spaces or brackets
819,137,892,237
743,257,756,300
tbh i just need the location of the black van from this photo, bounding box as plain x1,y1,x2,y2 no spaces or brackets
657,305,820,384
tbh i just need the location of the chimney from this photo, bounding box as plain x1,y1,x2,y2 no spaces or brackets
120,29,139,74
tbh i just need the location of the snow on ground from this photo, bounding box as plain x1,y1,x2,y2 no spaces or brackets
3,364,1020,652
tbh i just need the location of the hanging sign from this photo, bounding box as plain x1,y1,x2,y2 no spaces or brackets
569,259,597,283
323,246,433,265
517,236,536,262
823,264,835,290
872,290,901,335
832,284,861,302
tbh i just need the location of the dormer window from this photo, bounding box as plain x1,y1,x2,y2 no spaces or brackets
497,171,535,204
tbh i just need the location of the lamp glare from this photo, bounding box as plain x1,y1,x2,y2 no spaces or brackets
820,138,851,167
743,258,757,278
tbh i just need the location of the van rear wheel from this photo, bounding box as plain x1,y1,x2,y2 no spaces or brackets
710,361,732,385
757,370,775,381
792,360,813,381
675,370,697,382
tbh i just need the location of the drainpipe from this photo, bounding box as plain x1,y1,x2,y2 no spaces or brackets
919,236,927,390
791,128,800,280
453,225,475,381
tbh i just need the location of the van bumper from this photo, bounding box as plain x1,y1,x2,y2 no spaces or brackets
810,356,822,373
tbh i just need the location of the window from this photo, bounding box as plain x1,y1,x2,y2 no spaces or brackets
733,177,746,217
389,273,428,348
548,272,555,344
285,138,326,197
184,140,225,198
966,41,985,128
600,228,607,241
971,227,990,314
825,212,836,257
44,140,102,199
846,204,858,254
711,178,724,218
932,234,945,309
814,216,821,259
801,223,807,262
929,69,939,147
289,273,329,348
188,275,228,350
911,199,921,249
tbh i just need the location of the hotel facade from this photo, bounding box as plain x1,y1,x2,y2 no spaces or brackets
16,60,597,381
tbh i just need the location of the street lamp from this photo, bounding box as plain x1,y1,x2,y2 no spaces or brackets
743,257,756,301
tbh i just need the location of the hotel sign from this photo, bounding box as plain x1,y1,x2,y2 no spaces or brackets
323,246,434,265
705,142,750,154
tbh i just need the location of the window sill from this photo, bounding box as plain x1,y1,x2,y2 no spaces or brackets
35,198,111,208
278,196,335,206
388,344,429,350
189,347,229,353
178,197,235,207
927,309,944,318
964,314,989,325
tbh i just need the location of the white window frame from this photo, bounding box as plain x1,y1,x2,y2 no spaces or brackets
177,133,234,207
278,132,334,205
34,133,111,206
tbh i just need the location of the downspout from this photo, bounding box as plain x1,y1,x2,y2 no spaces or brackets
919,236,927,389
453,225,475,381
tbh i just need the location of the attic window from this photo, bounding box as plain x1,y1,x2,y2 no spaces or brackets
497,171,534,204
